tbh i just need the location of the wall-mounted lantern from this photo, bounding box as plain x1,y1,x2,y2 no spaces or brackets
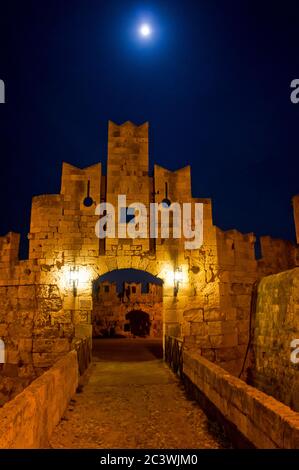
174,267,183,297
69,266,79,296
64,265,92,296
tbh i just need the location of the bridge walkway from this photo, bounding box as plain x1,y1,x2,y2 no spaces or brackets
49,338,228,449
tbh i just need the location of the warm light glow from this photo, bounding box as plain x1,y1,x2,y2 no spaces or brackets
139,23,151,37
163,266,187,287
174,268,184,283
69,267,79,287
60,265,93,291
164,267,175,286
72,267,91,285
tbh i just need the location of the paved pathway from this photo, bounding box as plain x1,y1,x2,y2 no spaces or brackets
49,339,227,449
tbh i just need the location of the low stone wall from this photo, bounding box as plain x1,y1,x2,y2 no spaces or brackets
0,350,78,448
183,350,299,448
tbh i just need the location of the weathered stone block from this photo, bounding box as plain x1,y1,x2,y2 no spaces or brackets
18,339,33,352
204,309,225,321
18,286,36,299
0,324,8,336
33,339,70,354
190,322,205,336
32,352,60,368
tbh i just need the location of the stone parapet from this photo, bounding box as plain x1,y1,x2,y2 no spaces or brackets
250,267,299,411
0,350,78,448
183,349,299,448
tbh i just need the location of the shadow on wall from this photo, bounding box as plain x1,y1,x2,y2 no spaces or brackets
125,310,151,337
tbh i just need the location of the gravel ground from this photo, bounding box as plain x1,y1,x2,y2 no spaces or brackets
49,339,228,449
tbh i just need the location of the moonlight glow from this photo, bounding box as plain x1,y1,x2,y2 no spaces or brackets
139,23,151,37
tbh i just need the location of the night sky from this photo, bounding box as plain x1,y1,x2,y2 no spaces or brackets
0,0,299,259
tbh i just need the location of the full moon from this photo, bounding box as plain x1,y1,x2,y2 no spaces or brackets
139,23,151,37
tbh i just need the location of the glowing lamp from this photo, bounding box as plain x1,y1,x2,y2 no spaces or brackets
174,268,183,284
69,267,79,296
60,265,93,296
174,267,183,297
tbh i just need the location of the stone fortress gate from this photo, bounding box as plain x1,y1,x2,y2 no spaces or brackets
0,120,298,383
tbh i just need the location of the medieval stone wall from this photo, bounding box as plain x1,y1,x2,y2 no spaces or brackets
0,120,298,389
184,227,258,375
250,268,299,411
257,236,299,275
214,229,257,374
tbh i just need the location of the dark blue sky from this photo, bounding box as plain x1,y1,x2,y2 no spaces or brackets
0,0,299,258
95,269,163,292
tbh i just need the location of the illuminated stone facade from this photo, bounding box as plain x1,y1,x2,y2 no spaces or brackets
92,281,163,338
0,120,298,393
250,268,299,411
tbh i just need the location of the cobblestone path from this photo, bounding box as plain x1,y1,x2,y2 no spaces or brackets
49,339,227,449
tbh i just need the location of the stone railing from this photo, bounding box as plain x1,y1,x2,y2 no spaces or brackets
73,337,92,376
164,335,183,377
0,336,92,448
183,349,299,449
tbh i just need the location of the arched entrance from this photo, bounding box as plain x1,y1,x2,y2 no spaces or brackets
92,268,163,338
125,310,151,337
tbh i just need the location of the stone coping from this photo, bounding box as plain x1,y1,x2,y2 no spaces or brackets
183,350,299,448
0,350,78,448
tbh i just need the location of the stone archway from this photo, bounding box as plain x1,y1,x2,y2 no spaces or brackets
125,310,151,337
91,268,163,339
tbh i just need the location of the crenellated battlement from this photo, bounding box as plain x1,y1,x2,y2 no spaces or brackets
0,232,20,266
0,120,297,381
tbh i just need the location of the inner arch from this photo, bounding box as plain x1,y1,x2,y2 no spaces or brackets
92,268,163,339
